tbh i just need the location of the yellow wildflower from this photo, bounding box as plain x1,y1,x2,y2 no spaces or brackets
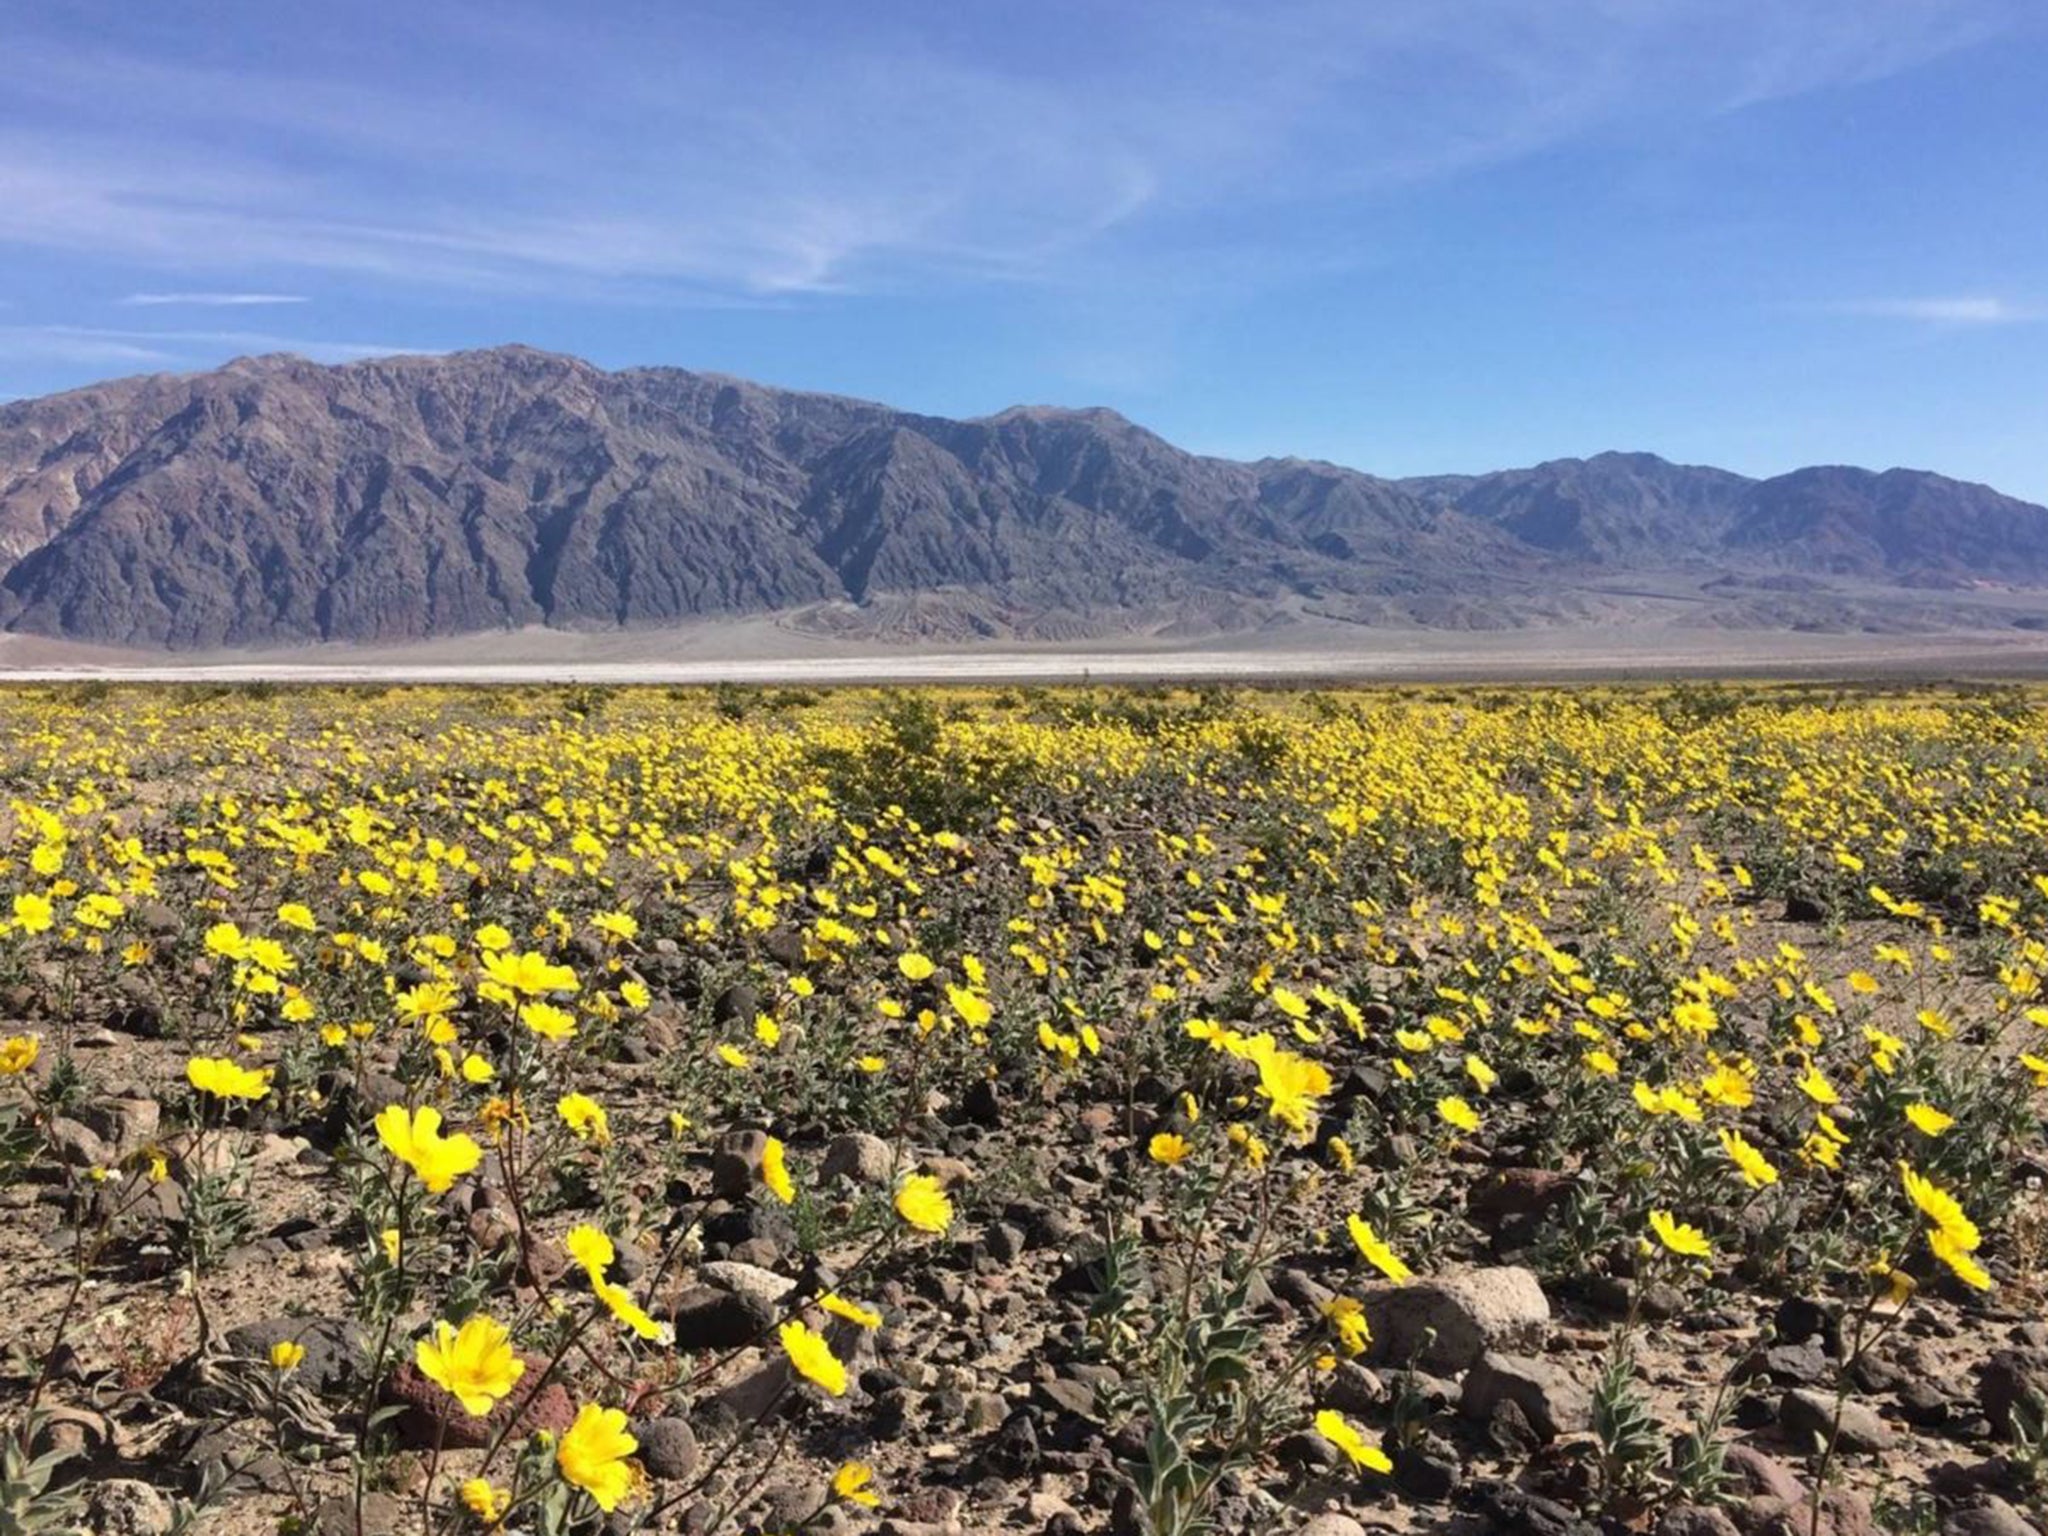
779,1320,848,1396
1148,1132,1193,1166
1314,1409,1392,1472
186,1056,273,1100
416,1316,524,1416
556,1403,638,1512
375,1103,482,1194
895,1172,953,1233
762,1136,796,1203
1648,1209,1712,1259
832,1462,880,1507
1346,1213,1413,1283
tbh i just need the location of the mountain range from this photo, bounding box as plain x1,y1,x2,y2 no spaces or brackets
1,345,2044,652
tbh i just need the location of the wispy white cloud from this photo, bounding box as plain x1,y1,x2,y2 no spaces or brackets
0,324,430,366
120,292,309,306
1709,0,2024,109
1834,296,2043,324
0,0,2031,302
0,330,175,366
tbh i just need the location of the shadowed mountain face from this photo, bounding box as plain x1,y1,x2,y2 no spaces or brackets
0,346,2043,650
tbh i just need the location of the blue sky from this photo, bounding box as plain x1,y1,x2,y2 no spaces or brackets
3,0,2045,496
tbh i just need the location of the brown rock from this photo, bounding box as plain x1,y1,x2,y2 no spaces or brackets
1980,1348,2048,1439
922,1156,976,1191
313,1492,405,1536
1942,1498,2042,1536
1467,1167,1576,1223
1658,1508,1743,1536
1741,1490,1873,1536
384,1348,575,1450
1723,1444,1808,1505
1941,1507,2039,1536
30,1404,112,1465
712,1128,770,1198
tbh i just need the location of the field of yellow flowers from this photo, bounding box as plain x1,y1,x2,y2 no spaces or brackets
2,681,2046,1536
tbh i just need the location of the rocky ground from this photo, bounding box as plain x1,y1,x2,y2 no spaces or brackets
1,684,2045,1536
7,1002,2046,1536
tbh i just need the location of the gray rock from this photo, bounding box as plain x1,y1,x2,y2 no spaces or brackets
635,1416,700,1481
1466,1482,1598,1536
1392,1446,1460,1501
671,1284,775,1350
75,1096,161,1154
162,1316,364,1417
1297,1518,1369,1536
751,1480,817,1531
1942,1497,2043,1536
47,1116,113,1168
314,1492,405,1536
1894,1371,1965,1427
84,1479,174,1536
714,1356,793,1420
1321,1360,1385,1415
1271,1266,1335,1310
177,1424,296,1495
1393,1369,1461,1410
1779,1387,1896,1453
1276,1430,1342,1472
221,1315,366,1399
1468,1167,1577,1224
962,1390,1008,1431
821,1131,895,1185
1857,1338,1965,1420
1032,1376,1099,1421
1363,1266,1550,1371
1757,1339,1830,1386
133,902,181,937
1459,1350,1593,1441
711,984,759,1026
1657,1508,1742,1536
699,1258,797,1311
1586,1273,1686,1320
923,1155,976,1190
1484,1393,1542,1456
1028,1492,1081,1526
987,1408,1040,1474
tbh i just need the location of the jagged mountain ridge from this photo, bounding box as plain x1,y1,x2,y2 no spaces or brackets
0,345,2042,649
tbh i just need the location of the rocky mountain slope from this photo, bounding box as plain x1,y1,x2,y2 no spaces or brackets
0,346,2043,649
